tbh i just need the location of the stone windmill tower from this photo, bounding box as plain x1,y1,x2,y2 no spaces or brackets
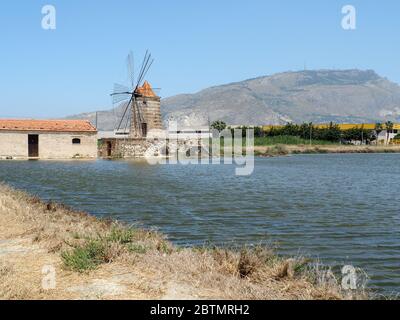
111,51,163,139
132,81,162,138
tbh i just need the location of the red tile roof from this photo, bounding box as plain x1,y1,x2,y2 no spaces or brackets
0,119,97,133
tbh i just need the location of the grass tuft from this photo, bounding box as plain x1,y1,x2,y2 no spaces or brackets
106,226,136,244
61,224,172,271
61,240,107,272
127,243,147,254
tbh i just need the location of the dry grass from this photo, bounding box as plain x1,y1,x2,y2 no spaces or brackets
0,183,367,300
255,145,289,157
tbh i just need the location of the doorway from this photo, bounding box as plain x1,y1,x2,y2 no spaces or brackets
107,141,112,157
141,123,148,137
28,134,39,158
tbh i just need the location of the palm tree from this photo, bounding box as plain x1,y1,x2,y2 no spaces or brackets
385,121,394,145
374,123,383,146
210,120,227,132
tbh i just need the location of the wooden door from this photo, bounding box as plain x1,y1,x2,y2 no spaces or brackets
28,134,39,157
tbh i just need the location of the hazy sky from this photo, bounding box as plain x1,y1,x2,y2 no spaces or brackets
1,0,399,118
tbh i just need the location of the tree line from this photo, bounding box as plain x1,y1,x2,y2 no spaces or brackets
211,121,397,144
263,122,372,143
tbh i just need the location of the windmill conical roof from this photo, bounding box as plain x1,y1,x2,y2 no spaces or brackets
135,81,156,97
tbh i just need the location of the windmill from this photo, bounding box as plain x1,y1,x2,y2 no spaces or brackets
111,50,155,138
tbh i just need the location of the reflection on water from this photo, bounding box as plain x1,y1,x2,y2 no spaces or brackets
0,154,399,294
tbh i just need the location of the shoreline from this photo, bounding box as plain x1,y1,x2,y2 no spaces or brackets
0,183,366,300
253,145,400,157
1,145,399,162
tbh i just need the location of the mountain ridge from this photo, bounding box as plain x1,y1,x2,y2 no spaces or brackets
66,69,400,130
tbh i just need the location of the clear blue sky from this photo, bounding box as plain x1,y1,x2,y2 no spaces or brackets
1,0,399,118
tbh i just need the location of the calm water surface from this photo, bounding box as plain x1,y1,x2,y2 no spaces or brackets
0,154,399,294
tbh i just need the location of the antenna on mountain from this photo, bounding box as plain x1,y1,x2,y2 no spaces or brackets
110,50,155,137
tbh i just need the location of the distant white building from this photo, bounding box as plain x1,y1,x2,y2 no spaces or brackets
97,130,130,139
376,129,399,145
167,128,211,140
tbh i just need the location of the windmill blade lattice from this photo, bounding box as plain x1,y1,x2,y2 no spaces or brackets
110,50,155,137
111,83,131,104
127,51,135,88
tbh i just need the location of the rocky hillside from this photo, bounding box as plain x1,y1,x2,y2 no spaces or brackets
67,70,400,130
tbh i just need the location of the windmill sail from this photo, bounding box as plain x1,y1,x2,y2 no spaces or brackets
110,50,159,138
127,51,135,88
111,83,131,104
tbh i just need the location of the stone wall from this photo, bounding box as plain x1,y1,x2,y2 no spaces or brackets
0,131,97,160
99,138,164,158
99,137,206,159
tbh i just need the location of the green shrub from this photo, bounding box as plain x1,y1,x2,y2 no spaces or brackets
61,240,107,272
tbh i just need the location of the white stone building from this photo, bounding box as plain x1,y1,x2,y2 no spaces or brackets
376,129,399,145
0,119,97,160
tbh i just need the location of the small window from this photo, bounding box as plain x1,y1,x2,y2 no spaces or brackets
72,138,81,145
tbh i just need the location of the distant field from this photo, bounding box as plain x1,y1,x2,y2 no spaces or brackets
254,136,338,146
